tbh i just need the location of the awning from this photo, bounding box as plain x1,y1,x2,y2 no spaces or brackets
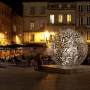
23,42,47,48
5,44,22,48
0,47,4,50
0,44,22,50
0,46,14,50
0,43,47,50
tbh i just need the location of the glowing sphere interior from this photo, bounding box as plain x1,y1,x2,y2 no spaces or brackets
52,29,88,67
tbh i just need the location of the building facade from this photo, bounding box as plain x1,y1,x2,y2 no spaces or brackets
0,2,12,46
11,12,23,45
0,2,23,57
22,1,90,54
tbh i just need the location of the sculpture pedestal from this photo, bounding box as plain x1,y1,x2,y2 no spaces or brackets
42,65,90,74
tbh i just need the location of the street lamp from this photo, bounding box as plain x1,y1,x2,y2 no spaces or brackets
45,31,49,41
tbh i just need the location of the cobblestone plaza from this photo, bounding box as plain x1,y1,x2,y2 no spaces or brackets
0,66,90,90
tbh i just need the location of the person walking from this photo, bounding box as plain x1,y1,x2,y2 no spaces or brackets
34,53,42,71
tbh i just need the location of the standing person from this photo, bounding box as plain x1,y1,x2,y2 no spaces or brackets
34,53,42,71
34,57,38,70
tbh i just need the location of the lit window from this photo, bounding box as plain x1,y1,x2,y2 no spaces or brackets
13,25,16,32
67,4,70,8
24,33,29,42
30,21,34,30
87,31,90,40
40,20,45,29
30,34,34,41
58,14,63,23
67,14,71,23
59,4,62,8
50,15,54,24
40,34,45,41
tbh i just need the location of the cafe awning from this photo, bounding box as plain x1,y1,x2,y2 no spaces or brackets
0,44,22,50
0,43,47,50
0,46,14,50
23,42,47,48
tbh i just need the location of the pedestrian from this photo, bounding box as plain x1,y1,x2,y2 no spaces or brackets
34,53,42,71
34,55,38,70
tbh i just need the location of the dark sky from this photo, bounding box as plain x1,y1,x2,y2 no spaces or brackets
0,0,89,16
0,0,24,16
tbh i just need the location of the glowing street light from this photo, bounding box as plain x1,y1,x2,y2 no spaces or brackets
45,31,49,41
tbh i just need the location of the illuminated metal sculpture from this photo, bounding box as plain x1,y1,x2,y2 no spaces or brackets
52,29,88,67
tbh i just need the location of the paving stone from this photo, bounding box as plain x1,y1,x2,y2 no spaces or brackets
0,66,90,90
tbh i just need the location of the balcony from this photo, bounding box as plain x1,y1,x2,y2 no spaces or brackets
47,4,75,10
76,25,84,29
84,25,90,29
76,25,90,29
47,23,75,26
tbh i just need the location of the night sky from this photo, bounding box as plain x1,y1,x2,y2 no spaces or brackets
0,0,24,16
0,0,89,16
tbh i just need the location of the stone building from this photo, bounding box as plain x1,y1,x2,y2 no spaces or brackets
0,2,12,46
11,11,23,45
22,1,90,55
0,2,23,57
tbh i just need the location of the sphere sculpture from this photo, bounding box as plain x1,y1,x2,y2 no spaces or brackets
52,29,88,67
